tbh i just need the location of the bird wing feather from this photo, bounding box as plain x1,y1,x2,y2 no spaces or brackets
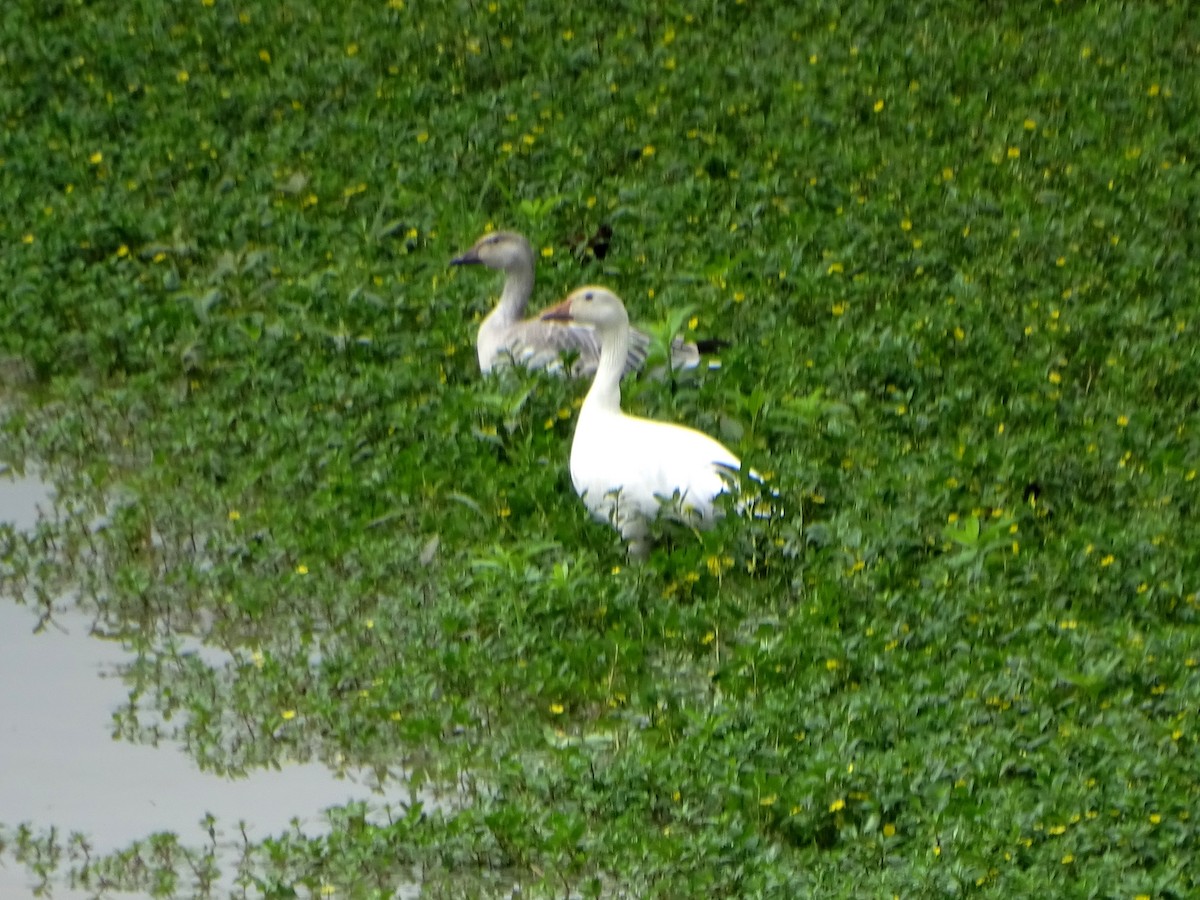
570,411,740,525
499,319,651,377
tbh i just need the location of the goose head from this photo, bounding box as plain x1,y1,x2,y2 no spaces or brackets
450,231,534,273
541,286,629,333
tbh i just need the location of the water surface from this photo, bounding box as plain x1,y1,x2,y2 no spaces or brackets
1,474,420,897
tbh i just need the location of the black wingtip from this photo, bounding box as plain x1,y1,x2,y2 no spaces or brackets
694,338,731,354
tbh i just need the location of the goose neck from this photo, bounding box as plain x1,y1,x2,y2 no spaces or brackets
583,323,628,414
493,259,534,322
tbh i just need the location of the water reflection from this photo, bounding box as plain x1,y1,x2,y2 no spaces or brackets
0,475,420,897
0,468,53,531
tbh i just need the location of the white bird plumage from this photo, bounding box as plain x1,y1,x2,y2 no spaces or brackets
450,230,703,378
542,286,744,558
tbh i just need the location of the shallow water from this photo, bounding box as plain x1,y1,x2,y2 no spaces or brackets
0,468,52,531
0,474,420,897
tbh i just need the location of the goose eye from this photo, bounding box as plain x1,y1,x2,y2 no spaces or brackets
487,235,501,245
583,291,594,301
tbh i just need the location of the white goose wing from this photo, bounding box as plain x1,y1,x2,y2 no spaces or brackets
571,411,740,526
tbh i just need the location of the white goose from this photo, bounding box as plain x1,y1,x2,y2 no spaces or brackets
450,230,704,378
542,286,744,558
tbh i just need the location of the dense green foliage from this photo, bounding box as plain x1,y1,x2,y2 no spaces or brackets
2,0,1198,896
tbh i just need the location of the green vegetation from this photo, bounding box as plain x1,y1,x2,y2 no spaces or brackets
2,0,1198,896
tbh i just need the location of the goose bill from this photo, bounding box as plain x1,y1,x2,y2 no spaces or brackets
540,298,575,322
